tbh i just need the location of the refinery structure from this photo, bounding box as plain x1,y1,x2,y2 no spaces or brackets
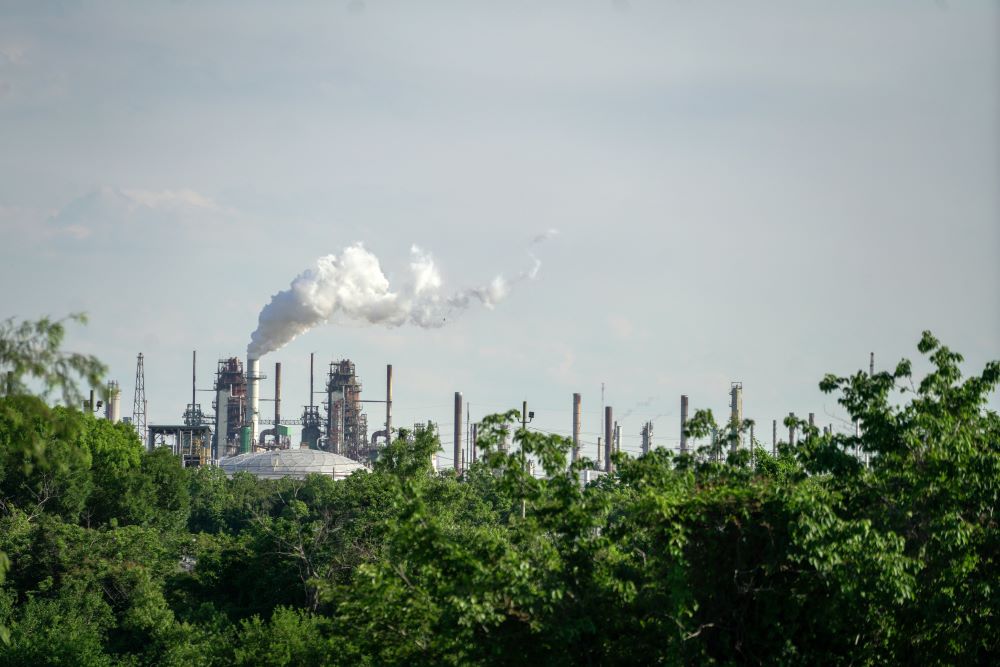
132,352,393,472
100,350,861,480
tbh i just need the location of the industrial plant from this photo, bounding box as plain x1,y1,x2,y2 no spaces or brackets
120,350,394,479
98,350,858,480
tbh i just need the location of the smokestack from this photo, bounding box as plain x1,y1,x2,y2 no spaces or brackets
105,381,121,423
604,406,613,473
309,353,314,409
274,362,282,444
572,393,581,463
454,392,463,474
192,351,197,419
247,356,260,446
808,412,815,431
729,383,743,452
680,395,689,454
870,352,875,376
788,412,795,447
386,364,393,443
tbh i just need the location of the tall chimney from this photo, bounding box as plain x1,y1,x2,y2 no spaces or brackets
680,395,689,454
572,393,581,463
772,419,777,454
309,353,314,409
870,352,875,376
808,412,815,431
788,412,795,447
105,381,121,423
247,356,260,446
472,423,478,462
729,383,743,452
386,364,393,443
274,362,282,445
604,406,613,473
454,391,463,474
191,351,196,419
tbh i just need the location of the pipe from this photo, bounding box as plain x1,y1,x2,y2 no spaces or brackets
454,391,463,474
604,406,613,473
326,389,334,453
247,356,260,446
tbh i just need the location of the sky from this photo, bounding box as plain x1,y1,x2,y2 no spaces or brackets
1,0,998,464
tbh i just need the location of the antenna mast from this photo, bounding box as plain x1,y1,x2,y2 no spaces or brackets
132,353,146,447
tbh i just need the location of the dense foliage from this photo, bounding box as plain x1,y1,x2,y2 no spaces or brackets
0,325,996,665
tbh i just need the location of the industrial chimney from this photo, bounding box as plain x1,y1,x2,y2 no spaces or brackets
572,393,581,463
105,380,121,423
247,356,260,447
454,391,463,474
604,406,613,473
730,382,743,452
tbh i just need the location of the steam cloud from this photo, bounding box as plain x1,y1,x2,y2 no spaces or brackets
247,242,544,358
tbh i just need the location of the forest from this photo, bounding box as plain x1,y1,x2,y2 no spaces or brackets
0,317,997,665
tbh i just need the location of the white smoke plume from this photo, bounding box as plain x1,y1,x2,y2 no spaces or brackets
247,242,542,358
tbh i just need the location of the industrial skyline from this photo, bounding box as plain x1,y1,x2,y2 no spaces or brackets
114,344,871,474
1,2,997,453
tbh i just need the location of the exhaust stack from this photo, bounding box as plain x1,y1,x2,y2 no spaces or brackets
247,356,260,447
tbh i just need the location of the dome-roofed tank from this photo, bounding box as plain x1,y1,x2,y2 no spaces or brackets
219,446,367,480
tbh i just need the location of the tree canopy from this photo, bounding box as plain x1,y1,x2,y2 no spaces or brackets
0,318,996,664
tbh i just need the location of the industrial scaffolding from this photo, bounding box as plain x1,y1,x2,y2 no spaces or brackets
325,359,369,462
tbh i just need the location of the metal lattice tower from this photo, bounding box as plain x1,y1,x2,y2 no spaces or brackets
132,353,146,445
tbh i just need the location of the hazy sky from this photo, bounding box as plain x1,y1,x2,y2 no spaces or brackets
2,1,998,462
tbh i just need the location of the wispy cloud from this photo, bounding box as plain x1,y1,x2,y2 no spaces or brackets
44,186,236,241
